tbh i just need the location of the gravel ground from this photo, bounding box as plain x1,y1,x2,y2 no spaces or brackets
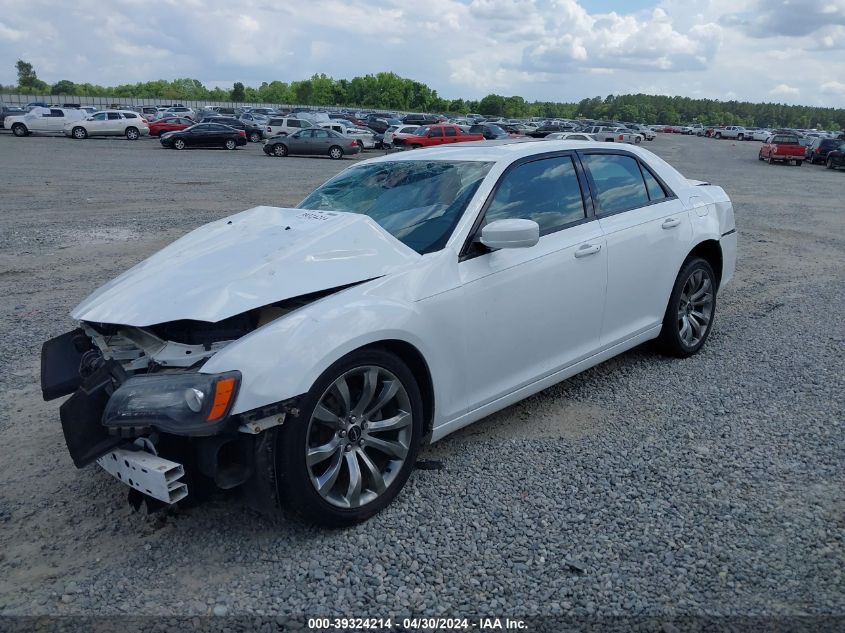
0,132,842,622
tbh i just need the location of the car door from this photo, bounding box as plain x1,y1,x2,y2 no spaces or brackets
287,129,311,154
444,126,458,144
183,124,208,147
458,153,607,408
311,129,334,154
105,112,123,135
85,112,108,135
579,151,693,347
428,126,445,145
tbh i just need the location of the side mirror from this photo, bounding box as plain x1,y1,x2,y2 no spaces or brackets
479,219,540,250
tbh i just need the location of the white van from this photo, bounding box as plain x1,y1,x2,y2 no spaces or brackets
6,107,86,137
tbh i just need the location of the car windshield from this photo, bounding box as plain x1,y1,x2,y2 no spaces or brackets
297,160,494,254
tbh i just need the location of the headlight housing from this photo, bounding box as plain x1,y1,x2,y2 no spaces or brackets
102,371,241,435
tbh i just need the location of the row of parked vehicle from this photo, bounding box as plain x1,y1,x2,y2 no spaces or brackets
756,133,845,169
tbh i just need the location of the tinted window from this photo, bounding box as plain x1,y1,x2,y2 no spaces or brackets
50,109,63,117
107,112,121,120
430,127,444,138
640,165,667,201
288,120,300,128
299,160,494,254
582,153,650,214
123,112,137,119
484,156,586,235
269,118,283,125
445,127,457,137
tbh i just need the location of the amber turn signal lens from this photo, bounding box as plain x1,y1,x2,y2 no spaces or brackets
207,377,237,422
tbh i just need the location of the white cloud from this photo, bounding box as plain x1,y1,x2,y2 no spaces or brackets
0,0,841,107
820,81,845,95
770,84,800,96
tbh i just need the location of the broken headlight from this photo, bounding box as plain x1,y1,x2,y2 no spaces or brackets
102,371,241,435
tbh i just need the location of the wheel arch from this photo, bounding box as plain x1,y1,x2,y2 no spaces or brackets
686,239,723,289
357,339,435,442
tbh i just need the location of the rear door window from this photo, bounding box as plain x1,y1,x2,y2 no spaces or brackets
581,153,650,215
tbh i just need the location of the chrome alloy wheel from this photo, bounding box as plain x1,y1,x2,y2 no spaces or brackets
677,269,714,347
306,366,412,509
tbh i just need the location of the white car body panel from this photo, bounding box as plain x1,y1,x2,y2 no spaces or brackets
72,141,737,440
71,206,420,326
5,107,85,134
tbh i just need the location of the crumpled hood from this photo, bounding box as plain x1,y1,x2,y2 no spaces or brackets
71,206,420,327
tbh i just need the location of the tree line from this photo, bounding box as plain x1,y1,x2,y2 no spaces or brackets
8,59,844,130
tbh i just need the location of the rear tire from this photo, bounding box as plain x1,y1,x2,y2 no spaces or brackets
225,139,237,150
275,349,424,526
657,257,717,358
249,131,261,143
125,127,139,140
827,158,835,169
715,132,722,139
273,143,288,157
12,123,28,137
328,145,344,160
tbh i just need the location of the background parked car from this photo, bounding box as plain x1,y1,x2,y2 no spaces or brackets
200,116,264,142
469,123,509,140
824,143,845,170
544,132,596,141
160,106,196,120
64,110,149,140
148,117,195,137
321,122,376,149
263,128,360,159
160,123,247,150
265,117,314,137
6,107,86,136
806,138,844,164
0,104,25,128
383,124,421,148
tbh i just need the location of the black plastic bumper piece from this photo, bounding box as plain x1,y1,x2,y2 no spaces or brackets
59,359,127,468
40,328,92,401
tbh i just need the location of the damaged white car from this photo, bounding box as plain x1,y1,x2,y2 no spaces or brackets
42,141,736,525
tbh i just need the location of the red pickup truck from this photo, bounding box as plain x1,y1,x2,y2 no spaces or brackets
759,134,805,165
393,124,484,149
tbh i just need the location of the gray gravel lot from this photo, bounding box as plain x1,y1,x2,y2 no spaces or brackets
0,132,842,620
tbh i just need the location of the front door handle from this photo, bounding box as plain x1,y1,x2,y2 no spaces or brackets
662,217,681,229
574,243,601,258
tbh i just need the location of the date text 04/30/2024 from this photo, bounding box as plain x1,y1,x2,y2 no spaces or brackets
307,617,528,630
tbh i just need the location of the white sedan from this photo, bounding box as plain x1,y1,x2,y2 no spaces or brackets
41,141,736,525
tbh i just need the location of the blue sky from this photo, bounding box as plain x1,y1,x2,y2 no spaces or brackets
1,0,843,107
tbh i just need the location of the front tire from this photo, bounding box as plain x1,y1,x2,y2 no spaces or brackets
249,131,261,143
657,257,717,358
277,349,423,526
714,132,722,139
173,138,186,150
12,123,28,137
72,126,87,140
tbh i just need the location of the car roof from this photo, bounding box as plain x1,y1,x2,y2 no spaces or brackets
361,139,689,188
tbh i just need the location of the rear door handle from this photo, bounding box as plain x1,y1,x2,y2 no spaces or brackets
662,217,681,229
574,243,601,258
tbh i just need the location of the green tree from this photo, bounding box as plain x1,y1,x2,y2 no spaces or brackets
16,59,49,92
50,80,77,95
231,82,245,102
